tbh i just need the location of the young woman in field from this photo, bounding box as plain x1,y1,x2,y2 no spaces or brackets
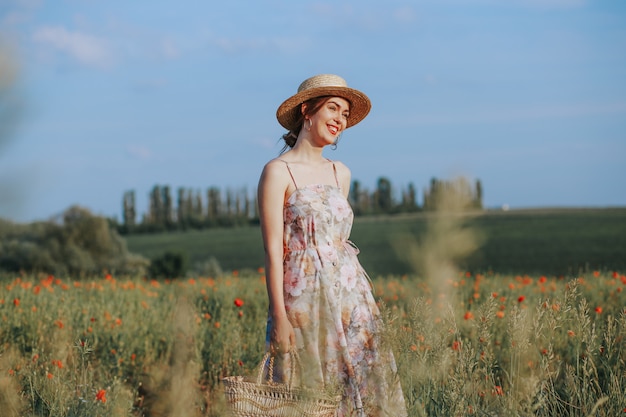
257,74,407,417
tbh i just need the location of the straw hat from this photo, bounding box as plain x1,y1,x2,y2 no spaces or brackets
276,74,371,131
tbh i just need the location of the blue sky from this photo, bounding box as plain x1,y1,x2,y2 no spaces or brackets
1,0,625,223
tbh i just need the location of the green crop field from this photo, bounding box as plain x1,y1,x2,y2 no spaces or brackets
126,207,626,277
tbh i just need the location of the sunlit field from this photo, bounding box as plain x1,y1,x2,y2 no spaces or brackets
1,269,624,417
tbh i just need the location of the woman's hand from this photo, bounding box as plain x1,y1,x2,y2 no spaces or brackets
270,314,295,354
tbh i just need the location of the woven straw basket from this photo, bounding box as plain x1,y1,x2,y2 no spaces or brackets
222,351,341,417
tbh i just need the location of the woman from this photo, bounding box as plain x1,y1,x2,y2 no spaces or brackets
258,74,407,416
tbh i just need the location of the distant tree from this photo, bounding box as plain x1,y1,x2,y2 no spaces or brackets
122,190,136,231
177,187,187,228
235,189,242,218
423,178,439,211
193,190,203,225
162,185,173,228
207,187,221,225
359,191,372,215
423,177,481,211
350,180,363,215
243,187,252,219
148,185,164,230
474,179,484,209
401,182,419,212
251,188,259,221
373,177,393,214
226,188,234,218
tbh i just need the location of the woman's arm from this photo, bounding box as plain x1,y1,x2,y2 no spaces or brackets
257,160,295,353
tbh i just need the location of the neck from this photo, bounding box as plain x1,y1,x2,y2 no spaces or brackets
290,132,326,162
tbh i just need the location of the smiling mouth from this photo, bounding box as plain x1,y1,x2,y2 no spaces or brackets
328,125,338,135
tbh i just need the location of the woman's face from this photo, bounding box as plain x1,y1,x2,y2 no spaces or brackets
306,97,350,145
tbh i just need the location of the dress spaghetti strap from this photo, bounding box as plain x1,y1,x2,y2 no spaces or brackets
277,159,298,189
329,160,340,189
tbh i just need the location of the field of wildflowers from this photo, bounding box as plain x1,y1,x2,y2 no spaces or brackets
1,269,624,416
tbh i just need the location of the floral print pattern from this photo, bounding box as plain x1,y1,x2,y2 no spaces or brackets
267,183,407,417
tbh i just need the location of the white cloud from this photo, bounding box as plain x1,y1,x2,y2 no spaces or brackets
393,7,417,24
211,36,305,54
32,25,113,68
253,137,277,150
161,38,179,59
132,78,167,93
126,145,152,160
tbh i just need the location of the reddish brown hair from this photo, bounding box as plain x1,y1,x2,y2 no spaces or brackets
280,96,335,152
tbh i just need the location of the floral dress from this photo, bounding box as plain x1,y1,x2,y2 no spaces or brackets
266,159,407,417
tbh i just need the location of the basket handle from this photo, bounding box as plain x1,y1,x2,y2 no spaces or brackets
256,349,302,389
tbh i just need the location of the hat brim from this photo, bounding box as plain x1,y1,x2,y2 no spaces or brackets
276,86,371,131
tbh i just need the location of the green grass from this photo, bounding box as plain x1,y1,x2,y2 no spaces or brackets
126,207,626,276
1,271,625,416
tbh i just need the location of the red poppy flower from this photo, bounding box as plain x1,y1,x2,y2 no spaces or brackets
96,389,107,403
595,306,603,314
234,298,244,307
517,295,525,303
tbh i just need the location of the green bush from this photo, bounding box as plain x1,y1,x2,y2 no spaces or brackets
0,206,148,276
148,250,188,279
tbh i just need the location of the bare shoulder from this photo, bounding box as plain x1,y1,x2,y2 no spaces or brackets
261,158,287,179
330,160,351,180
259,158,290,190
329,159,351,195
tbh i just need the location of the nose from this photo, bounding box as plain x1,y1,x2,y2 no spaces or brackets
332,111,344,127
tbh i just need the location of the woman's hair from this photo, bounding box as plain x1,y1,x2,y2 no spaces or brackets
280,96,333,153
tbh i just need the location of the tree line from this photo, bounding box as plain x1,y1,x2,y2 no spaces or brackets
118,177,483,234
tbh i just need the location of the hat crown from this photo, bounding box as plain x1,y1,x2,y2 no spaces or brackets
297,74,348,93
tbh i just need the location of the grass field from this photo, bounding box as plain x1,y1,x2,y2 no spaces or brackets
1,270,624,416
3,207,623,416
126,207,626,277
